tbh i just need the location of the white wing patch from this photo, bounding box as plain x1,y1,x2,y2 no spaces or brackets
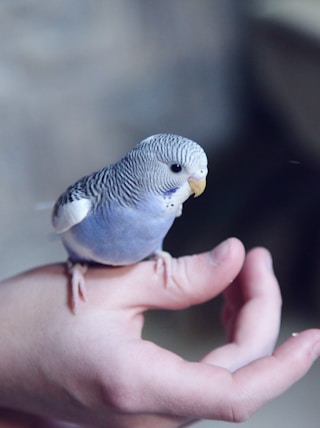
52,198,92,233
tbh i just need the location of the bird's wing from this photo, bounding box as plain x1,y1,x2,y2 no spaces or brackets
52,197,92,233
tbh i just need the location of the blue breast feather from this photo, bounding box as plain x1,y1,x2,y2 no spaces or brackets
61,198,175,265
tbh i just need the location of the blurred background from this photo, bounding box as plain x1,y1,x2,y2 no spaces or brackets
1,0,320,426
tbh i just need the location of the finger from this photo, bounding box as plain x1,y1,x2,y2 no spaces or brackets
101,238,244,309
228,329,320,421
85,238,246,310
142,237,246,309
12,239,244,316
222,247,279,325
203,247,282,371
122,329,320,422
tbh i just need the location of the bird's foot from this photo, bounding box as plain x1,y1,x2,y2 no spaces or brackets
153,250,172,285
67,259,88,313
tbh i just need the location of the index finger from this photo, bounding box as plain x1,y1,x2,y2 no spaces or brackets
84,238,245,311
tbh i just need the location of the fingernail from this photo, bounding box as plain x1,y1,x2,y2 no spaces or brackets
209,239,231,267
265,251,274,272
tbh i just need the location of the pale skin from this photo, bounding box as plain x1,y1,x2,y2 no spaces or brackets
0,238,319,427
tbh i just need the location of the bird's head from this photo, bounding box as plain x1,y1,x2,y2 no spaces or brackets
126,134,208,206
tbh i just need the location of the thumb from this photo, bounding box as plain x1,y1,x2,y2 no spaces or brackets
128,237,246,310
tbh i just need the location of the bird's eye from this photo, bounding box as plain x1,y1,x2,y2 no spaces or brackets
170,164,182,173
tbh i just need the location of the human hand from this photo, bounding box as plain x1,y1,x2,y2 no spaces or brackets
0,238,319,428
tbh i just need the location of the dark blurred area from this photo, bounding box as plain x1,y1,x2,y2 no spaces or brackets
167,7,320,319
1,2,320,425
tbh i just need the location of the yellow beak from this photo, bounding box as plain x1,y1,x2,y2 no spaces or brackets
188,178,206,198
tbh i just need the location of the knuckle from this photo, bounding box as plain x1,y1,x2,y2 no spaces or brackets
221,391,258,423
102,383,139,413
97,367,142,413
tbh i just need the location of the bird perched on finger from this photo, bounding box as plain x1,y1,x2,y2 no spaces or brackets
52,134,208,312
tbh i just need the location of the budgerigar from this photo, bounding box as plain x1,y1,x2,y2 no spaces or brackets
52,134,208,311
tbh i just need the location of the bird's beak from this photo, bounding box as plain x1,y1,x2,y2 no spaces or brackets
188,178,206,198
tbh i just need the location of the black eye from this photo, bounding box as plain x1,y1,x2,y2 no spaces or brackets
170,164,182,173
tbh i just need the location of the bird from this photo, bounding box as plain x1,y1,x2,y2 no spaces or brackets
52,134,208,312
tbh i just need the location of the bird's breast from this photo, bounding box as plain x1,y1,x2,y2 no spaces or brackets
61,199,175,265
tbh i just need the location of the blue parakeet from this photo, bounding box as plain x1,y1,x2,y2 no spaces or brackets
52,134,208,311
